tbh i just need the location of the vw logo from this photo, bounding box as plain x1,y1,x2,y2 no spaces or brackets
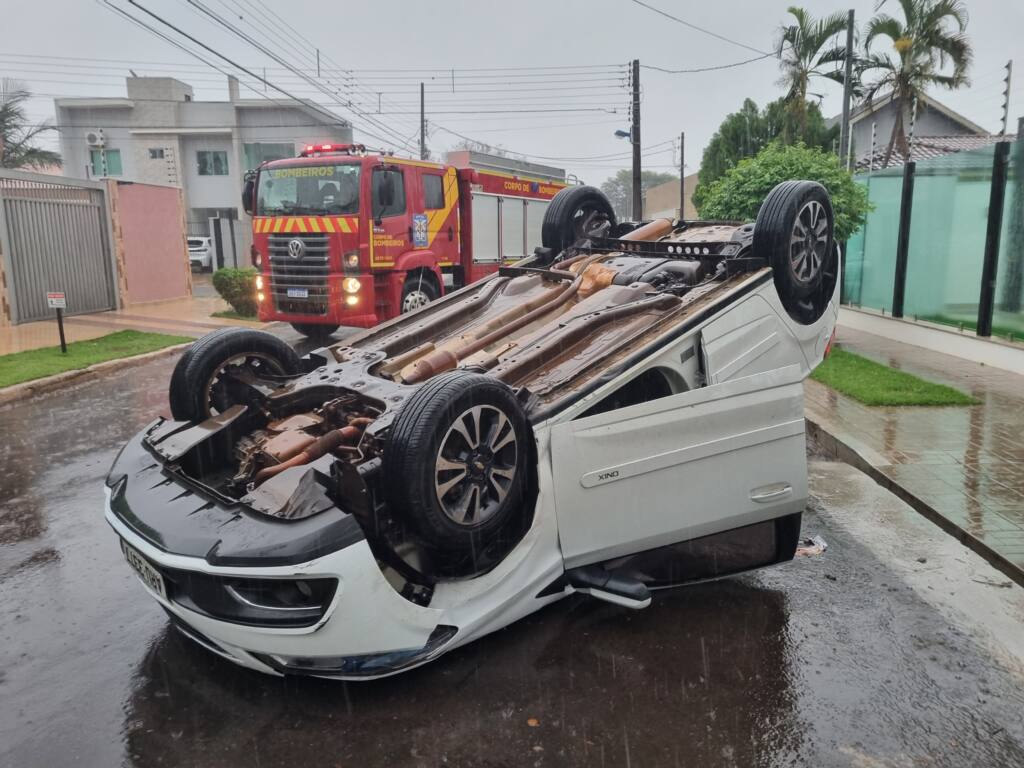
287,238,305,259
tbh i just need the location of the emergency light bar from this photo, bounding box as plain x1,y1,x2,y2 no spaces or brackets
299,143,368,157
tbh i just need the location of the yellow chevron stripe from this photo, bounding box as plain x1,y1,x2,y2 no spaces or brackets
273,218,283,233
296,218,308,233
322,217,334,233
338,218,350,234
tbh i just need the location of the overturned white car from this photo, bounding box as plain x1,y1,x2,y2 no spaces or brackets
105,180,839,679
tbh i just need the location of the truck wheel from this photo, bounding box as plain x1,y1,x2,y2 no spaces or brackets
401,271,439,313
290,323,339,341
753,180,834,305
383,370,530,556
541,185,616,254
168,328,301,422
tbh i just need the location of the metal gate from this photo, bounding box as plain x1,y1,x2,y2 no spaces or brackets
0,169,118,323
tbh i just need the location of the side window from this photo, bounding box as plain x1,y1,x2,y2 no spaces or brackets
423,174,445,209
372,168,406,219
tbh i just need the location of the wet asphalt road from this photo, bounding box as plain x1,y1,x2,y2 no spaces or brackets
2,351,1024,767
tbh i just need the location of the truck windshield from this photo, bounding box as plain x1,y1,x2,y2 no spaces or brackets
256,164,361,216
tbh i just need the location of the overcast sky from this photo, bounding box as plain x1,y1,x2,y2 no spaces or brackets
6,0,1024,183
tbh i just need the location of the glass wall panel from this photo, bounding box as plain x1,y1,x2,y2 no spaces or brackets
902,145,994,328
842,167,903,311
994,138,1024,338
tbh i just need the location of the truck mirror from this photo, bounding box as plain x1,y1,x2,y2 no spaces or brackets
241,178,255,215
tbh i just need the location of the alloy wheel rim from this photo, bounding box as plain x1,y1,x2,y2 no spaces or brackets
434,404,518,526
789,200,829,284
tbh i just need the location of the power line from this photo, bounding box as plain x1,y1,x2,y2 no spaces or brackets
642,52,776,74
629,0,771,56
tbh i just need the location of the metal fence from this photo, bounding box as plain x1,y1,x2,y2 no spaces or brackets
843,136,1024,340
0,170,118,324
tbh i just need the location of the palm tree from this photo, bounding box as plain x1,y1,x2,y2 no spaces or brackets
776,7,850,139
0,79,62,170
862,0,972,168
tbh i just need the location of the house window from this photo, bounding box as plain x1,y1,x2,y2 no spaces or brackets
197,150,229,176
423,174,445,209
148,148,165,159
89,149,122,177
243,142,294,171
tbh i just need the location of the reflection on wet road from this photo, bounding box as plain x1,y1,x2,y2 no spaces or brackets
1,354,1023,767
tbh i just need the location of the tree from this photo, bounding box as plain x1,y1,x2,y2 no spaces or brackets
696,142,869,242
0,79,61,170
599,168,678,220
861,0,972,168
776,6,850,137
693,97,838,210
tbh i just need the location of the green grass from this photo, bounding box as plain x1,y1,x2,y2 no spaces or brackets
920,314,1023,343
811,348,979,406
211,309,258,321
0,330,192,389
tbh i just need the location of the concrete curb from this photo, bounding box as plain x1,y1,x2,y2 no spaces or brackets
806,415,1024,588
0,342,190,407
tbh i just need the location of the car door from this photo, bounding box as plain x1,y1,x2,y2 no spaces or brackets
548,356,807,570
422,167,459,266
369,165,410,269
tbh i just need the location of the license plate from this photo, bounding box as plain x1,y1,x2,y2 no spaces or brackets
287,287,309,298
121,541,168,600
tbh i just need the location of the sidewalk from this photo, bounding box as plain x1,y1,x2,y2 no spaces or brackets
806,326,1024,583
0,294,263,355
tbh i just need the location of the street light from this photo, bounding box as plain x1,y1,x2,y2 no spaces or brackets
614,129,632,140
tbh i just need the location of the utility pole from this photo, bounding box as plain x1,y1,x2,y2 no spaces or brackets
631,59,642,220
678,131,685,219
839,9,855,167
420,82,427,160
1000,61,1013,135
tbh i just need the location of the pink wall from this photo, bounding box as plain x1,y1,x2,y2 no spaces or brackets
115,182,191,304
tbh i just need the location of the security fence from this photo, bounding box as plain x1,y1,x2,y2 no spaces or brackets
842,136,1024,340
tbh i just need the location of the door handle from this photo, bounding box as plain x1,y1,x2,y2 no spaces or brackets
407,226,413,242
749,483,793,503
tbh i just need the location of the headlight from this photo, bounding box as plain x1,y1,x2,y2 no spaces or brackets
255,275,264,290
343,251,360,269
345,295,359,307
342,277,361,294
257,292,265,302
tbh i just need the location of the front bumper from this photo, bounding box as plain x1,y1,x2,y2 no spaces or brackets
258,271,380,328
107,495,447,679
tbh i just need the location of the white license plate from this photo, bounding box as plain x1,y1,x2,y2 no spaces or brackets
121,541,168,600
287,287,309,298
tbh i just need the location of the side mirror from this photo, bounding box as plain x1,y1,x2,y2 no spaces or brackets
241,177,255,215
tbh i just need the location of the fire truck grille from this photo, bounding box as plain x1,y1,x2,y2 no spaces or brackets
267,233,330,315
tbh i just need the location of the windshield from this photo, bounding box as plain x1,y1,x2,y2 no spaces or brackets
256,163,361,216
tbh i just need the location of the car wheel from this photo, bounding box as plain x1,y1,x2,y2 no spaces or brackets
401,271,439,314
541,185,616,255
168,328,301,422
753,180,835,303
383,370,530,556
290,323,340,341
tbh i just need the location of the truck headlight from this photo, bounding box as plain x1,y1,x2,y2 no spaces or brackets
342,277,361,294
255,275,264,290
257,292,265,303
345,295,359,307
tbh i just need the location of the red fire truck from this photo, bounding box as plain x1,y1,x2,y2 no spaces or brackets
241,144,566,338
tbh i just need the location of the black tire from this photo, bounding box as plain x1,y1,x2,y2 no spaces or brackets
290,322,339,341
400,271,439,314
541,185,616,254
383,370,530,555
753,180,835,305
168,328,301,422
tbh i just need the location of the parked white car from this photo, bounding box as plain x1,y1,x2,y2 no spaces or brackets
187,236,212,272
106,181,839,679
